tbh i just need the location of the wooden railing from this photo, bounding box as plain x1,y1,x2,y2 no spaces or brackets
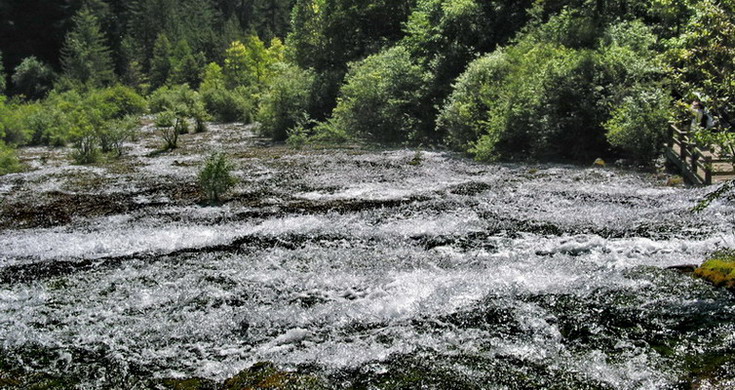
665,125,734,185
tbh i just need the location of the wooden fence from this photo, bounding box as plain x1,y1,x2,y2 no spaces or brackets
665,125,734,185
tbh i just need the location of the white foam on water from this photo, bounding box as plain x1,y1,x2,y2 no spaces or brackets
1,133,735,388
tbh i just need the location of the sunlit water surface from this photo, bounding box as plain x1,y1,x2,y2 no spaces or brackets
1,126,734,389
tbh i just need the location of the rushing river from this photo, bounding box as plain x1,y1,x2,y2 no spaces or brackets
0,124,734,389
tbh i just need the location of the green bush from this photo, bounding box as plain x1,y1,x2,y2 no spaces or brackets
605,87,672,165
155,111,181,150
200,64,254,122
0,98,33,145
90,85,147,119
11,56,56,100
198,152,237,204
331,46,427,144
437,50,512,151
257,63,315,141
99,115,139,156
441,16,666,163
201,86,253,122
0,141,22,175
67,106,103,164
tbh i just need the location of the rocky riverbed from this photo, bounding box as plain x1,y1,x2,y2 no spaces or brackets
1,122,734,389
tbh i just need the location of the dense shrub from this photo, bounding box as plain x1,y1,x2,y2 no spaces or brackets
99,116,140,156
605,87,672,164
437,50,512,151
331,46,427,144
201,86,254,123
90,85,147,119
11,57,56,100
0,141,22,175
0,98,33,145
440,16,666,163
198,152,236,204
257,63,315,141
199,61,255,123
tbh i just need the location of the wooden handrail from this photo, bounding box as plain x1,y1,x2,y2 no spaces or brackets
665,124,732,184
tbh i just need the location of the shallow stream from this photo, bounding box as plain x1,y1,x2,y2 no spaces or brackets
0,124,734,389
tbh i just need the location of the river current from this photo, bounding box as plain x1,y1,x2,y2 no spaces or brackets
0,125,734,388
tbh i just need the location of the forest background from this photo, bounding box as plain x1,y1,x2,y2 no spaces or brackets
0,0,734,174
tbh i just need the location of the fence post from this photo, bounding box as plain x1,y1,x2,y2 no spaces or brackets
691,150,699,182
668,125,674,148
704,155,712,185
679,130,688,160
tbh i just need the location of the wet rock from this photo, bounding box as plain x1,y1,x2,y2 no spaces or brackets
666,264,699,274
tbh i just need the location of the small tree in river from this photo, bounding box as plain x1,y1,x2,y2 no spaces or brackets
198,152,237,204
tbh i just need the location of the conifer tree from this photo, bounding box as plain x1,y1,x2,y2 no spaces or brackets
149,33,173,89
60,7,115,87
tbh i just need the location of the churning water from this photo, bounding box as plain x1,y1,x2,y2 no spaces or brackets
0,125,734,389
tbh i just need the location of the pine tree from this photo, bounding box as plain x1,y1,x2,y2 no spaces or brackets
60,7,115,87
149,33,173,89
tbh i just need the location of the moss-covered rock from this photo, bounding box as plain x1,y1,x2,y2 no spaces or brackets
694,251,735,292
222,362,326,390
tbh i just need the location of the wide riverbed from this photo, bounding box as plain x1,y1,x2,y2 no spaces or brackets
1,123,734,388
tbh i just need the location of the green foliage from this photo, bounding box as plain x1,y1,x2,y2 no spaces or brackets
0,141,22,175
150,84,210,146
0,51,6,95
202,86,254,123
402,0,533,123
11,57,56,100
437,50,512,151
200,62,254,122
170,46,206,88
148,84,200,115
287,0,415,120
99,115,139,156
605,87,672,164
442,15,667,163
667,0,735,151
198,152,236,203
155,110,181,150
331,46,427,144
223,36,283,90
257,63,315,141
60,7,115,88
67,105,104,164
150,33,173,90
90,85,147,120
0,97,34,145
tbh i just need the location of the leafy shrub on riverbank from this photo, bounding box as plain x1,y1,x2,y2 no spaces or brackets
0,141,22,175
441,15,666,163
330,46,427,144
257,63,315,141
605,87,672,165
